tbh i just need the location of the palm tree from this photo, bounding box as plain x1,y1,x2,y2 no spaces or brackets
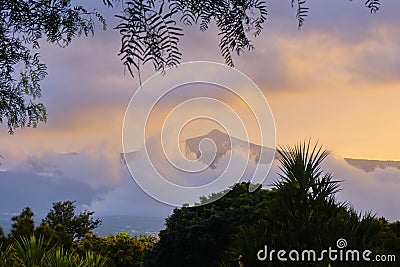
224,141,400,267
268,142,341,248
274,141,341,205
224,142,345,266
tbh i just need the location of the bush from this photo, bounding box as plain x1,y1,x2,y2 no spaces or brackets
75,232,156,267
0,235,107,267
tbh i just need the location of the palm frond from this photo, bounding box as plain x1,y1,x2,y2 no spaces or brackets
275,141,341,202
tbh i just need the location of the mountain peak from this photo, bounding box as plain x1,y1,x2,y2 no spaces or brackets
205,128,227,138
208,128,224,134
184,129,275,168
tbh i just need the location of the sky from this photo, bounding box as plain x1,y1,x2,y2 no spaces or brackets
0,1,400,221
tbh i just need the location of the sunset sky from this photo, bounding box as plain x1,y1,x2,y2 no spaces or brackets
1,0,399,160
0,1,399,220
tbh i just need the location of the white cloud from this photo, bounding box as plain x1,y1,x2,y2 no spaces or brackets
322,154,400,222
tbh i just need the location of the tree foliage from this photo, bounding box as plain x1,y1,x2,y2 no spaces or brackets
9,207,35,241
41,201,102,242
76,232,156,267
144,183,273,267
0,203,155,266
116,0,381,77
0,0,106,133
116,0,267,77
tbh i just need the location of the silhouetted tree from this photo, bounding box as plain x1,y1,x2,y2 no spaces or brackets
144,183,273,267
9,207,35,241
41,201,101,242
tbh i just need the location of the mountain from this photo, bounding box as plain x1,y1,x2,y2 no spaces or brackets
184,129,275,169
184,130,400,174
345,158,400,172
122,129,400,175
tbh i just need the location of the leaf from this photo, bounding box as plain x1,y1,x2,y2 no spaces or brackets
116,0,183,77
365,0,380,13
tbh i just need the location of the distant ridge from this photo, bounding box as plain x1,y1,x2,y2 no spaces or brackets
345,158,400,172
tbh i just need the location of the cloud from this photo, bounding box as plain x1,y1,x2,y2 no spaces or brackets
321,154,400,222
0,169,103,218
86,167,172,217
89,149,400,222
1,143,399,223
0,151,120,193
0,150,172,218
